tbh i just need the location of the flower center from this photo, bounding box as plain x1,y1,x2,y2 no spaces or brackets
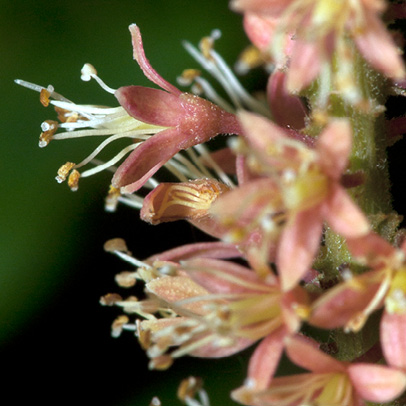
283,166,329,212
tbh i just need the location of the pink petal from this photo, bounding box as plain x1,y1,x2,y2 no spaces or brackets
147,241,242,262
346,232,397,266
310,270,383,329
353,14,405,80
285,334,346,373
210,177,281,229
128,24,181,95
267,70,307,130
277,207,323,291
348,363,406,403
187,216,229,240
146,275,209,314
112,127,184,193
237,111,289,153
287,39,322,92
316,119,352,179
243,13,276,50
181,257,271,295
115,86,184,126
246,328,287,390
381,311,406,370
324,186,370,238
237,111,304,170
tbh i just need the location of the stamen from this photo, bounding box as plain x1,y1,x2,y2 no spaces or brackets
193,144,236,187
104,237,152,269
39,120,59,147
80,63,117,94
74,135,142,170
68,169,80,191
14,79,71,102
234,45,265,75
210,49,271,116
182,37,270,117
79,143,139,178
177,69,202,86
178,376,203,402
40,88,51,107
56,162,76,183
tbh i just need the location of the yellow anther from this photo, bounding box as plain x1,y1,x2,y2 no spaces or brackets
149,355,173,370
237,45,265,71
103,238,129,253
68,169,80,191
39,120,59,147
99,293,123,306
105,185,121,212
111,315,129,338
177,376,203,402
179,69,201,85
199,36,215,60
40,88,51,107
115,271,137,288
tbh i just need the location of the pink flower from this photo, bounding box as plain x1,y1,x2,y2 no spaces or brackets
105,242,308,371
236,111,370,291
232,334,406,406
232,0,405,92
310,232,406,332
112,25,241,193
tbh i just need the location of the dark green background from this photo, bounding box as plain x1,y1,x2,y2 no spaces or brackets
1,1,255,404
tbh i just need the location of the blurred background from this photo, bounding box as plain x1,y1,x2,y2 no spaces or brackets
1,1,257,404
2,1,406,405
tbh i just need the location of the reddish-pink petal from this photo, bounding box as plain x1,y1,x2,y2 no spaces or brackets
310,270,383,329
348,363,406,403
277,207,323,291
146,275,209,315
115,86,184,126
353,14,405,80
112,127,184,193
128,24,181,95
324,186,370,238
267,71,307,130
210,177,281,229
246,328,287,390
237,111,306,170
316,119,352,179
182,257,270,295
238,110,290,148
381,311,406,370
147,242,241,262
287,39,322,92
346,232,397,266
285,334,346,373
243,13,276,50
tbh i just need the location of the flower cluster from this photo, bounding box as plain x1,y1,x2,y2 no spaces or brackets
19,1,406,405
